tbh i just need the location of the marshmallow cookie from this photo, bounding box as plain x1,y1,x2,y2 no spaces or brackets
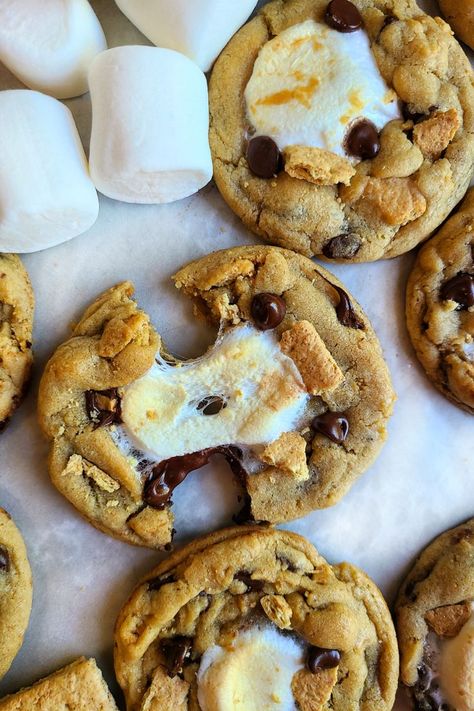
115,526,399,710
114,0,258,72
406,188,474,413
0,0,106,99
209,0,474,262
88,47,212,204
0,255,34,431
396,518,474,711
38,246,394,548
439,0,474,51
0,91,99,253
0,508,32,681
0,658,119,710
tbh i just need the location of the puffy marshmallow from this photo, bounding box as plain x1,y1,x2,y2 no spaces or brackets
0,0,106,99
88,46,213,204
0,90,99,253
114,0,258,72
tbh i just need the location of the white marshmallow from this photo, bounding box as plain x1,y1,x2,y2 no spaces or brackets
0,0,106,99
114,0,258,72
0,91,99,254
88,46,213,204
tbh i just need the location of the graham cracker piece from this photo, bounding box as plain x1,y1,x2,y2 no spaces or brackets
284,145,356,186
425,602,472,638
291,667,338,711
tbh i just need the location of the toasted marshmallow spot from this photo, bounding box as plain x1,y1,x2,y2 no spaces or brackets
197,627,304,711
245,20,400,161
440,609,474,711
121,325,309,462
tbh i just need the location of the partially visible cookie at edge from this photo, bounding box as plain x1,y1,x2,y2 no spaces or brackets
38,245,395,549
0,507,32,681
0,254,34,430
0,657,119,710
209,0,474,262
115,526,399,711
439,0,474,50
396,518,474,711
406,187,474,413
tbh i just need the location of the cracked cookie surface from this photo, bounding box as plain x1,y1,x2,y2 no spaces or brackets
209,0,474,262
38,246,394,549
439,0,474,51
114,526,399,711
0,508,32,681
406,187,474,413
0,255,34,430
0,657,119,710
395,518,474,711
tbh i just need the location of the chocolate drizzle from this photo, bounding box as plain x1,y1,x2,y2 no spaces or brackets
85,388,122,429
161,637,193,677
0,545,10,572
144,446,247,509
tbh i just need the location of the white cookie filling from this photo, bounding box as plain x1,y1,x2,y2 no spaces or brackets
439,608,474,711
197,627,304,711
121,324,309,462
245,19,400,160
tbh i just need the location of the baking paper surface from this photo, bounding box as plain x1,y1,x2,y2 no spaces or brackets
0,1,472,709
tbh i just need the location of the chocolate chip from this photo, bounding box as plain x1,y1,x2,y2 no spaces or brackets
307,646,341,672
197,396,226,416
161,637,192,677
148,574,176,591
323,233,361,259
251,293,286,330
345,119,380,160
440,272,474,310
232,495,254,524
382,14,398,28
235,571,265,591
246,136,283,179
0,546,10,572
325,0,362,32
333,285,364,329
85,388,122,429
312,412,349,444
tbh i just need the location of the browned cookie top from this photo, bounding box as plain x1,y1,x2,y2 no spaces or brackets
115,526,399,711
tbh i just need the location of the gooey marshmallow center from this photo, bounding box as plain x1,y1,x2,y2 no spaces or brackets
197,627,304,711
121,324,309,462
439,608,474,711
245,19,400,159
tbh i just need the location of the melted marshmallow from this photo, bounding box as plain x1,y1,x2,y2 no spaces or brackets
440,609,474,711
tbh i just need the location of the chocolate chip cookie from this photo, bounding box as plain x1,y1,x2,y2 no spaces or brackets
38,246,395,549
209,0,474,262
114,526,399,710
439,0,474,51
396,518,474,711
0,508,32,681
406,188,474,413
0,254,34,431
0,657,119,710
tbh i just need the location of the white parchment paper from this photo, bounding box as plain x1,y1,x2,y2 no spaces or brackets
0,1,472,709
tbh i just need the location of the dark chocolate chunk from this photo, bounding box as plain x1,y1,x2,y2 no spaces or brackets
0,545,10,572
325,0,362,32
323,233,361,259
148,574,176,592
312,412,349,444
307,646,341,672
161,637,192,677
333,285,364,329
246,136,283,179
440,272,474,310
235,572,265,591
197,396,226,416
251,293,286,330
85,388,122,429
345,119,380,160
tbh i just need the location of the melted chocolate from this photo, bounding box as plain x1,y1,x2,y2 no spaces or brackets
307,646,341,672
333,285,364,329
85,388,122,429
251,293,286,330
148,574,176,592
161,637,192,677
440,272,474,310
312,412,349,444
235,572,265,592
197,396,227,416
246,136,283,179
325,0,363,32
0,545,10,572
